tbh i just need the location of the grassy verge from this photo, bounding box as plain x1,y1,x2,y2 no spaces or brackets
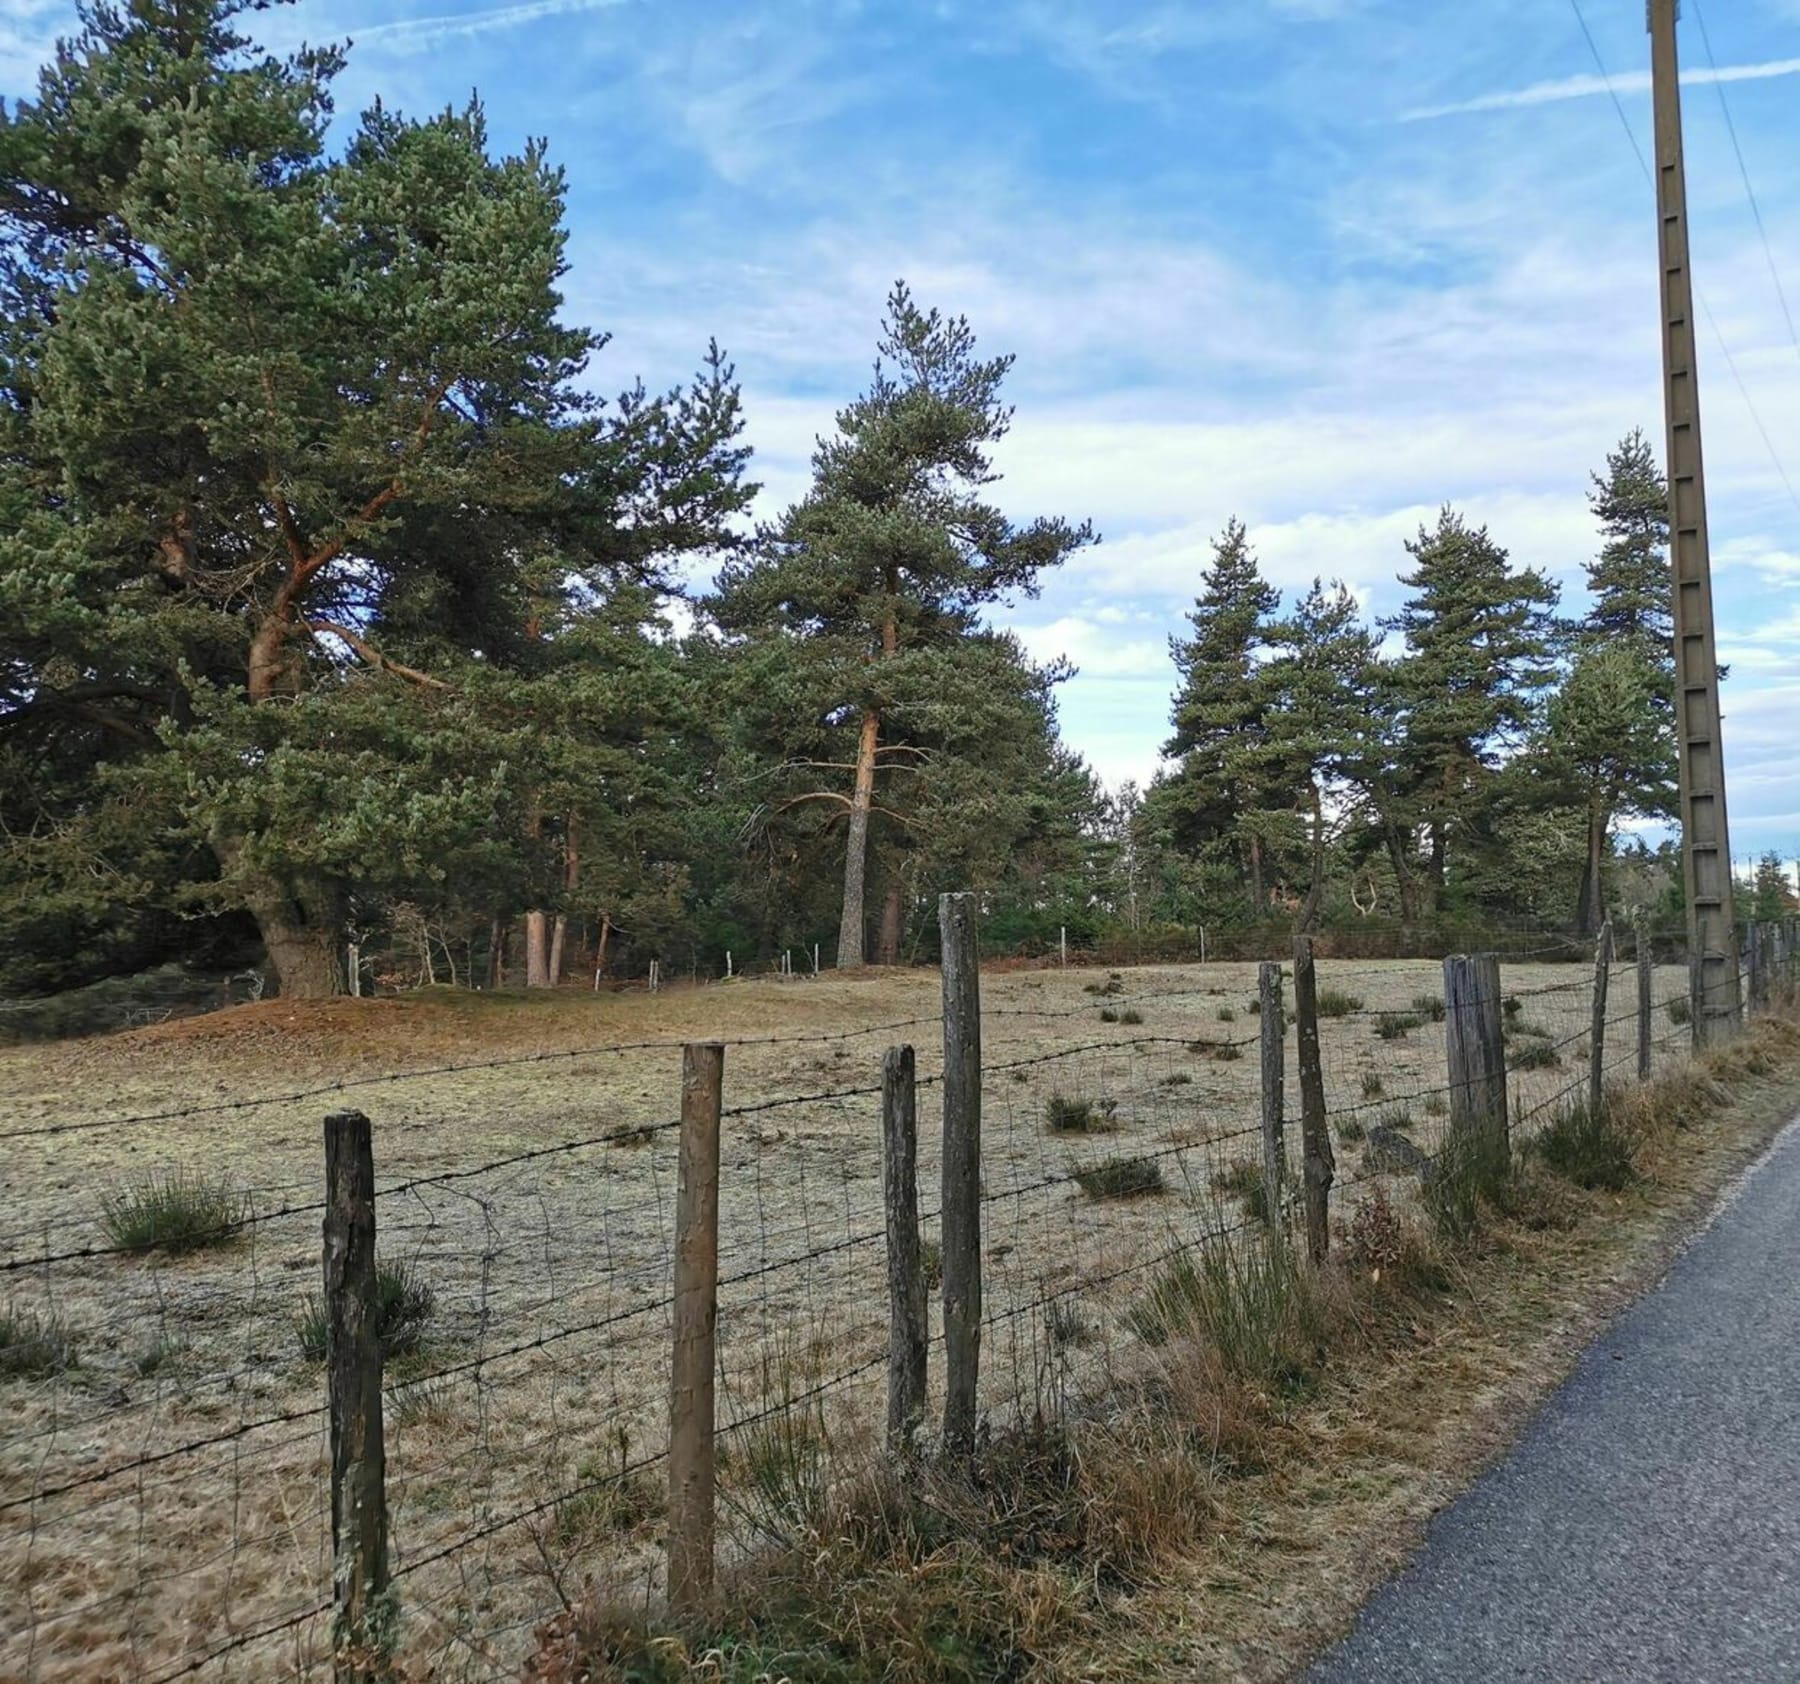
523,1014,1800,1684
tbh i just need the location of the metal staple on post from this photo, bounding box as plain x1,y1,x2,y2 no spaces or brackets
1589,921,1613,1119
668,1042,723,1611
881,1045,927,1447
939,891,982,1457
1258,960,1285,1224
322,1110,389,1683
1291,936,1331,1263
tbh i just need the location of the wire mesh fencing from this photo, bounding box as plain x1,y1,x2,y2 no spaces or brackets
2,910,1794,1680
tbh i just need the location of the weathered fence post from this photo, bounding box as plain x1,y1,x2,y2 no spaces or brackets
1059,925,1067,968
1444,953,1508,1164
882,1046,928,1448
347,944,362,999
1291,937,1332,1264
1637,921,1653,1081
1589,921,1613,1117
668,1042,723,1612
1258,960,1286,1224
323,1110,388,1682
813,943,820,978
725,950,733,981
939,891,982,1457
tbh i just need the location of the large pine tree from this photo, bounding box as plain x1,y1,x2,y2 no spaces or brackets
710,283,1093,967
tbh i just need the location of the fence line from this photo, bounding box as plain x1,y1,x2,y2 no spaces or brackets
2,910,1792,1680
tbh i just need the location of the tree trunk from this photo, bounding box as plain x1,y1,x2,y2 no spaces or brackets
548,915,567,986
242,875,348,999
1577,799,1608,935
1248,829,1266,914
837,709,880,969
487,917,505,989
877,876,905,966
525,910,551,989
1383,825,1420,924
1297,782,1327,933
596,914,611,981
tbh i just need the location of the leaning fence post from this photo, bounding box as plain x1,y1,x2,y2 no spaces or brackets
1589,921,1613,1117
1444,953,1508,1163
1637,921,1653,1081
1291,937,1332,1264
939,891,982,1457
668,1042,723,1612
882,1046,927,1448
323,1110,389,1682
1258,960,1286,1224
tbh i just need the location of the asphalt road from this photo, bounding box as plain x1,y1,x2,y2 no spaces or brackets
1309,1113,1800,1684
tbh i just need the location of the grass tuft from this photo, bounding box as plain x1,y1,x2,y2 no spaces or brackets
1316,988,1363,1017
1423,1127,1515,1242
1044,1093,1118,1134
297,1257,436,1362
1074,1155,1166,1200
1336,1116,1366,1145
1216,1005,1237,1023
1375,1012,1423,1041
1210,1158,1271,1224
100,1171,246,1256
1213,1043,1242,1063
1509,1038,1562,1070
1667,995,1692,1025
1533,1094,1636,1191
1360,1072,1385,1100
0,1302,78,1379
1116,1007,1144,1026
1410,993,1447,1023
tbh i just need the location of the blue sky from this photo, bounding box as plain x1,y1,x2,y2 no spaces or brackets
5,0,1799,865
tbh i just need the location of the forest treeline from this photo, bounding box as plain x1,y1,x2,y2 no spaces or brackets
0,4,1790,1000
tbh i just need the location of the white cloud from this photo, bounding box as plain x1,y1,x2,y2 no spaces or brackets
346,0,630,53
1012,614,1172,680
1401,57,1800,123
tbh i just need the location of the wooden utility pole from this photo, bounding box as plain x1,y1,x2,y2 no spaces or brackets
1649,0,1740,1044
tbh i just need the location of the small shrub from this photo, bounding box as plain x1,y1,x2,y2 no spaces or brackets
1247,997,1262,1015
1074,1155,1166,1200
1162,1071,1194,1087
1316,988,1363,1017
1131,1231,1326,1392
1116,1007,1144,1026
556,1430,662,1547
1045,1093,1118,1134
1098,1007,1119,1023
1011,1068,1029,1084
387,1374,460,1432
720,1387,832,1548
1336,1116,1367,1145
297,1257,436,1362
1534,1095,1635,1191
1667,995,1692,1025
1502,995,1522,1019
0,1303,77,1379
1411,993,1447,1023
1340,1183,1406,1279
1213,1043,1242,1063
132,1335,184,1378
1209,1158,1270,1223
100,1171,246,1255
1360,1072,1385,1100
1046,1300,1093,1350
1375,1012,1423,1041
1424,1093,1448,1117
1084,976,1125,997
920,1237,944,1291
1510,1038,1562,1071
1216,1005,1237,1023
1379,1104,1415,1134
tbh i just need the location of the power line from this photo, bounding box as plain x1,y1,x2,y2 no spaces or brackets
1567,0,1800,525
1690,0,1800,365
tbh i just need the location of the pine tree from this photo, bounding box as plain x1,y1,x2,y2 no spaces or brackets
1153,519,1287,911
1383,507,1560,911
1584,429,1671,658
711,283,1093,966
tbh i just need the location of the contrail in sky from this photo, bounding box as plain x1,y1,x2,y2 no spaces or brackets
1403,56,1800,121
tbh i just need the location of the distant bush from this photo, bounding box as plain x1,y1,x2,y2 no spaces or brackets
1216,1005,1237,1023
1510,1039,1561,1071
1360,1072,1385,1100
1213,1043,1243,1063
1667,995,1692,1026
1074,1156,1167,1200
1098,1007,1119,1023
1410,993,1446,1023
101,1172,246,1256
1375,1012,1423,1041
1117,1008,1144,1026
1316,988,1362,1017
1209,1159,1270,1224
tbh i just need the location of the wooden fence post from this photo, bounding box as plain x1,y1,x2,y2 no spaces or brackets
882,1046,928,1448
1637,921,1653,1081
323,1110,388,1682
1589,921,1613,1117
1444,953,1508,1162
939,892,982,1457
1290,937,1332,1264
1258,960,1285,1224
668,1042,723,1612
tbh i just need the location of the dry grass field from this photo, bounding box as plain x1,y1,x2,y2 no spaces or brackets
0,954,1687,1681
